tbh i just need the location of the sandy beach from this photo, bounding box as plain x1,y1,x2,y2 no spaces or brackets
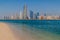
0,22,34,40
0,22,17,40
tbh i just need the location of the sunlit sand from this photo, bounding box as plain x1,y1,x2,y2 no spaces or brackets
0,22,34,40
0,22,17,40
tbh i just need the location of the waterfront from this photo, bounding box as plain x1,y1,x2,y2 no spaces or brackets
0,20,60,40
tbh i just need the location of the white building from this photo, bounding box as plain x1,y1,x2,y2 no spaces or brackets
38,16,59,20
46,16,59,20
10,16,15,20
19,12,23,19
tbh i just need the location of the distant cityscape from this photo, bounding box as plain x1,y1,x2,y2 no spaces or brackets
3,4,60,20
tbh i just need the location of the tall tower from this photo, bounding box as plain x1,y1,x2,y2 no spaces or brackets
30,10,33,19
23,4,27,19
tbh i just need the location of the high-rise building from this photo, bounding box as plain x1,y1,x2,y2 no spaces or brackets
44,13,46,16
15,13,19,19
30,10,33,19
23,4,27,19
3,16,10,20
34,14,37,19
19,12,23,19
3,16,6,20
36,12,39,19
37,12,39,16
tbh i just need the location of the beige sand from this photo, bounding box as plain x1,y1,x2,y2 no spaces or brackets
0,22,17,40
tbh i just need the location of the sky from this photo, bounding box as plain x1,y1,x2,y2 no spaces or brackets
0,0,60,18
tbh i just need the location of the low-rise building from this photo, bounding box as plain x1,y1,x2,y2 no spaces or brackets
46,16,59,20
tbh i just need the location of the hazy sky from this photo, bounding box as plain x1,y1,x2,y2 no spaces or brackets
0,0,60,18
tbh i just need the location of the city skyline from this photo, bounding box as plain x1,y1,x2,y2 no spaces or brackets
3,4,60,20
0,0,60,19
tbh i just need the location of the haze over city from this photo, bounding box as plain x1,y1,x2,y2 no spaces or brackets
0,0,60,19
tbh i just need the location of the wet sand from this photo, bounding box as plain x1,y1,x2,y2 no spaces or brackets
8,23,60,40
0,22,17,40
8,24,35,40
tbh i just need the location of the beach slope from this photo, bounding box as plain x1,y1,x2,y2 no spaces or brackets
0,22,17,40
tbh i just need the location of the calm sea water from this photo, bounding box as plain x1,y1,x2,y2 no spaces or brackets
1,20,60,40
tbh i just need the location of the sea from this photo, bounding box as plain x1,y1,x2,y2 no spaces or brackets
1,20,60,40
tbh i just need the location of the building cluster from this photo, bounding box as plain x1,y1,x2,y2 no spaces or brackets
3,4,60,20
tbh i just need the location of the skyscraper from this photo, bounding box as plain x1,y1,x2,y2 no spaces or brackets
37,12,39,16
14,13,19,19
35,12,39,19
30,10,33,19
44,13,46,16
23,4,27,19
